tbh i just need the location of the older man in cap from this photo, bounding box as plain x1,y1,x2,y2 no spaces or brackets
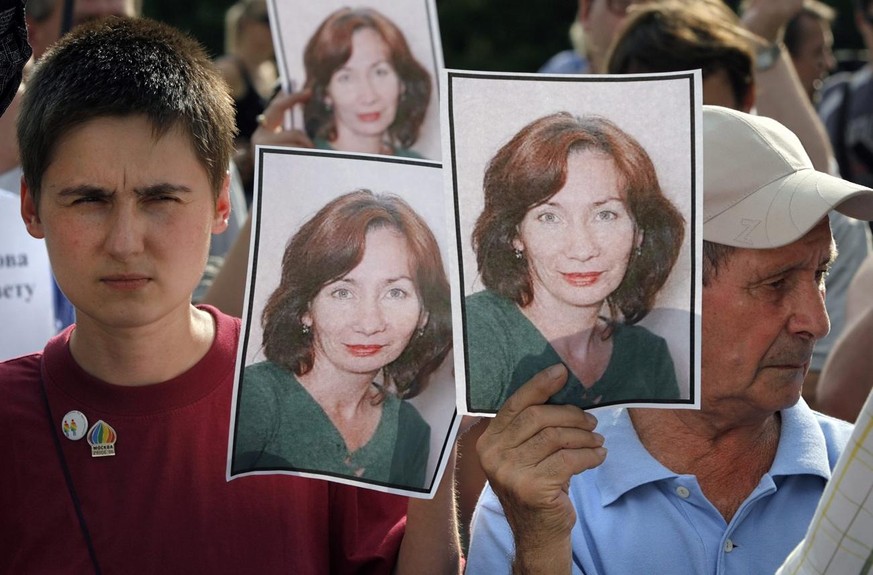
465,105,873,575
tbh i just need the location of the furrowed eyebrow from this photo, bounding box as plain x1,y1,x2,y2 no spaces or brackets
758,249,838,282
56,183,194,199
135,183,193,198
57,185,112,198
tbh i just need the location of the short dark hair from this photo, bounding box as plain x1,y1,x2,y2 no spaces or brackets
302,7,431,151
473,112,685,325
702,240,736,286
261,190,451,398
607,0,755,109
18,17,235,208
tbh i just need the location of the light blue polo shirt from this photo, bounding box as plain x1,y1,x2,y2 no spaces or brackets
467,402,852,575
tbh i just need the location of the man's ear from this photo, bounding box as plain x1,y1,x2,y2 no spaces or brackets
212,173,232,235
20,176,45,239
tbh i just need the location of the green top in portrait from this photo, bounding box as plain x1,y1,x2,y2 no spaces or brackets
465,290,680,412
233,360,430,488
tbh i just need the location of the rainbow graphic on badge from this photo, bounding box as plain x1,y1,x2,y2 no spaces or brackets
87,420,117,457
61,410,88,441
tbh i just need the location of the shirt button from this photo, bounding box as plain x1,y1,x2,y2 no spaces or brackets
675,486,691,498
724,539,735,553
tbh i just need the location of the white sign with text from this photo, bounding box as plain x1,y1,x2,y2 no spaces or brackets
0,189,55,360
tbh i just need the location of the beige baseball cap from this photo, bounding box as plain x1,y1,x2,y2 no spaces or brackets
703,105,873,248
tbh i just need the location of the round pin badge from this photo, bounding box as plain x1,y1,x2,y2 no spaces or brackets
61,410,88,441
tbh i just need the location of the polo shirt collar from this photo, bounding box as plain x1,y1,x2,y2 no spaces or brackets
594,408,678,506
593,401,832,507
769,400,832,480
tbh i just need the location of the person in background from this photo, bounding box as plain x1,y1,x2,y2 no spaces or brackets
607,0,756,111
0,0,58,361
542,0,834,174
72,0,136,25
215,0,277,206
200,90,315,318
538,15,588,74
813,248,873,422
607,0,870,411
0,84,23,193
1,17,461,573
22,0,60,62
22,0,135,67
819,0,873,193
845,252,873,320
466,104,873,575
816,302,873,422
539,0,638,75
740,0,870,409
783,0,837,104
1,0,73,360
807,0,873,404
0,0,28,110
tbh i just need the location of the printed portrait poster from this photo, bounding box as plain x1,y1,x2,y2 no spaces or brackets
0,188,55,361
267,0,443,160
227,148,460,499
441,70,704,416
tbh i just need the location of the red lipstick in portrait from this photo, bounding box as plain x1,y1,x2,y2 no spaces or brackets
345,344,385,357
562,272,602,287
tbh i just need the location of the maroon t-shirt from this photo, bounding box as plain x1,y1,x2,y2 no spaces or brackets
0,306,408,573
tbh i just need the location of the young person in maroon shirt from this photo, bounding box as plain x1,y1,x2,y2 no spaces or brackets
1,16,460,574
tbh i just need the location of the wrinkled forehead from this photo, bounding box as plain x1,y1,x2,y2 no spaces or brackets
724,217,835,275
